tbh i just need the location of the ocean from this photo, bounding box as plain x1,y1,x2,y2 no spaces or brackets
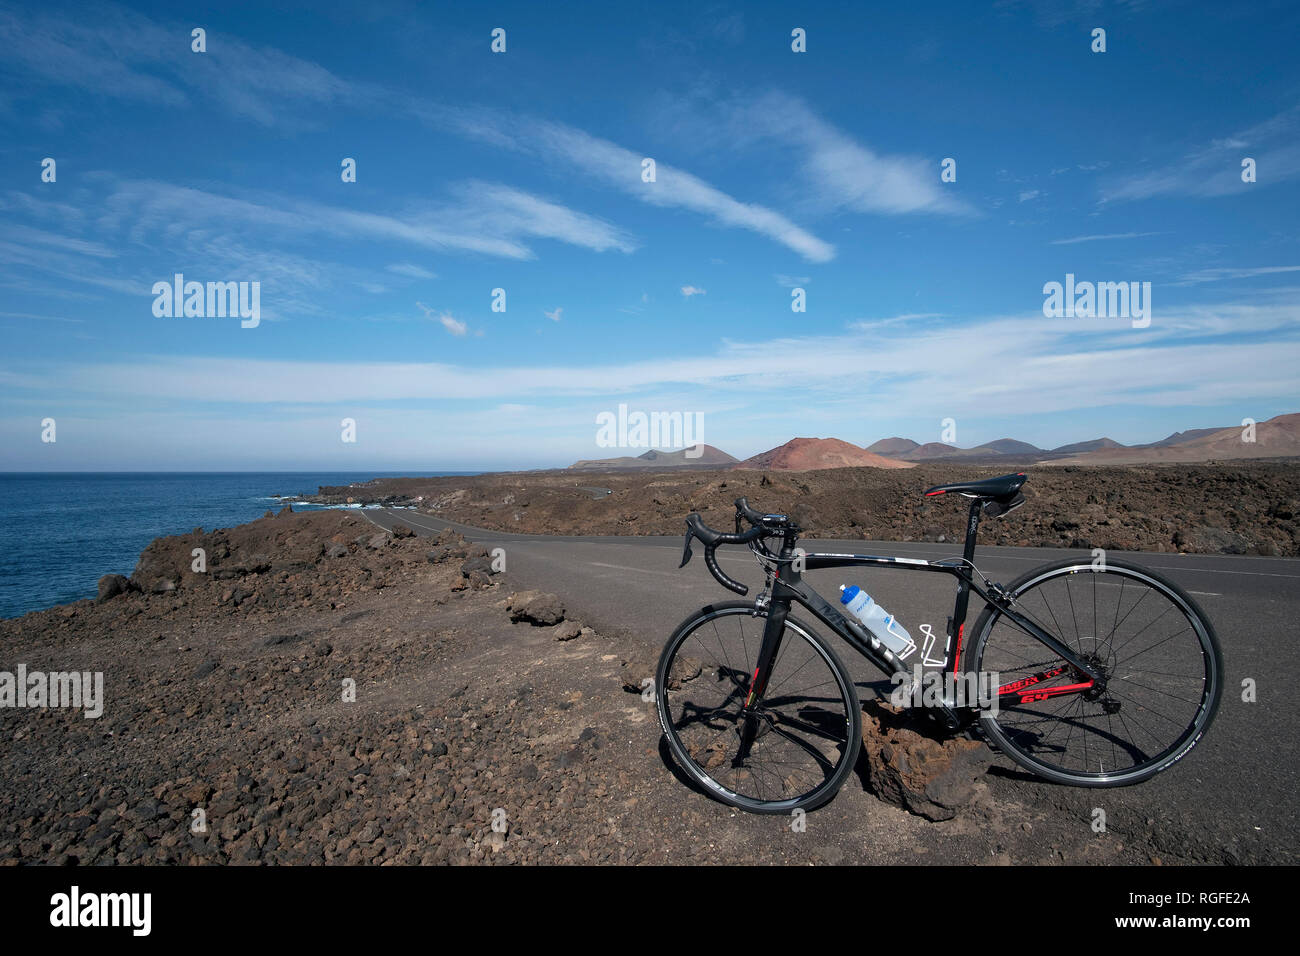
0,472,472,619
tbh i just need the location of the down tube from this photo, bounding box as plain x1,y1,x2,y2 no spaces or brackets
780,579,908,680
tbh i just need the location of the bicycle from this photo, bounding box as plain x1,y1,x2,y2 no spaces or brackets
656,472,1223,814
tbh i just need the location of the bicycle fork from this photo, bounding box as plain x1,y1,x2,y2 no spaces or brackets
734,600,789,764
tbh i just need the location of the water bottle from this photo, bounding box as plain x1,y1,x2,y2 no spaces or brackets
839,585,916,659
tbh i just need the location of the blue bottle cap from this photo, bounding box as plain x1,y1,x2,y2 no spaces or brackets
839,585,860,605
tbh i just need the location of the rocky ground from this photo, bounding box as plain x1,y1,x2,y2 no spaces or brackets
0,507,1258,865
310,460,1300,556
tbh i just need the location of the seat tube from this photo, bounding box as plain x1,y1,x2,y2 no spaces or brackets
947,500,982,679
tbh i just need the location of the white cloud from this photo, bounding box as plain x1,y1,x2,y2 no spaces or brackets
847,313,944,330
417,302,468,336
455,181,634,254
1,224,117,258
1,6,832,262
1174,265,1300,285
99,178,632,261
725,92,977,218
543,307,562,321
1050,232,1163,245
0,4,361,126
386,262,437,279
523,120,835,262
1101,106,1300,202
11,302,1295,413
681,285,706,297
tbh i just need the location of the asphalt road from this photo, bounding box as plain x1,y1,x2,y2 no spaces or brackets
362,506,1298,863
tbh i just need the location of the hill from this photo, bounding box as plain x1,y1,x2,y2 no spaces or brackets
1052,437,1124,454
866,437,920,455
568,445,737,470
1050,414,1300,465
978,438,1043,456
735,438,913,471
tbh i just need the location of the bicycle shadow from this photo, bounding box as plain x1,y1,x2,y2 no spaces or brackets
850,678,1076,791
653,677,1082,812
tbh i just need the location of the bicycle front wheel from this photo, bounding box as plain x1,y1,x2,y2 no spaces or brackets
656,603,861,814
967,558,1222,786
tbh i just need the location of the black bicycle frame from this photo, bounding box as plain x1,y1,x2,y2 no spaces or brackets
745,497,1104,729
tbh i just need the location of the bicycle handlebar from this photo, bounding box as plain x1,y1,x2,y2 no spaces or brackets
680,499,788,595
685,512,765,547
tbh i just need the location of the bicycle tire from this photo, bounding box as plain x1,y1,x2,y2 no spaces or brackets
655,602,862,814
964,557,1222,787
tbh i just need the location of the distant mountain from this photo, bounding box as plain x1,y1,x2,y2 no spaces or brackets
866,437,919,455
900,442,975,460
1140,427,1228,449
568,414,1300,472
568,444,737,470
735,438,913,471
1050,414,1300,465
978,438,1043,456
1051,437,1124,454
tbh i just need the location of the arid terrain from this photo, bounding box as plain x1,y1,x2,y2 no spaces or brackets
2,504,1276,865
311,460,1300,556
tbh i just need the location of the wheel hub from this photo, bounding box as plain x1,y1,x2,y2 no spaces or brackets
1078,650,1120,709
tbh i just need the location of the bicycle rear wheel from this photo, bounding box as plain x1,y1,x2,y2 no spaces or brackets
656,602,861,814
967,558,1222,786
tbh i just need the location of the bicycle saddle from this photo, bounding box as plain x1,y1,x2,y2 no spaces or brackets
923,472,1027,500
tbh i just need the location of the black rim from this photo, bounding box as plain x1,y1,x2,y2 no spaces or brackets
977,565,1217,782
660,609,855,809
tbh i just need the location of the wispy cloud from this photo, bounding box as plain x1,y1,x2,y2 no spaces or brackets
417,302,468,336
0,176,627,315
681,285,706,297
1101,106,1300,202
543,307,562,322
524,118,835,262
848,313,944,331
0,310,84,324
723,92,977,218
456,181,634,254
97,178,630,261
1050,231,1164,245
11,302,1295,412
386,262,437,280
1174,265,1300,285
3,224,117,258
0,2,363,126
1,4,833,263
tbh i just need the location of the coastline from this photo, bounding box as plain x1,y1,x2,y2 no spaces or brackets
0,471,471,620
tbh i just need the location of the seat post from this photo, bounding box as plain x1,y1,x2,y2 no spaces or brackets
962,497,982,562
945,498,984,680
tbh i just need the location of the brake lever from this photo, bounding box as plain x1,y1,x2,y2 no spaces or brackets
678,528,694,568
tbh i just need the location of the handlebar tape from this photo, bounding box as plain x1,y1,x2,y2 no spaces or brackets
704,544,748,596
684,513,758,595
685,512,762,547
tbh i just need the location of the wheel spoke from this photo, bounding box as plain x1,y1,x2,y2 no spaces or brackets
661,608,857,810
976,563,1218,782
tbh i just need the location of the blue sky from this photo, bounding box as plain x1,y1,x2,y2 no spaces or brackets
1,0,1297,470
